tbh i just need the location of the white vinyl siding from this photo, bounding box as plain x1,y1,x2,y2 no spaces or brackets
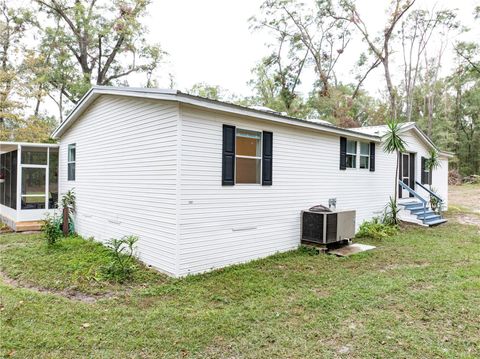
178,104,396,276
59,95,180,275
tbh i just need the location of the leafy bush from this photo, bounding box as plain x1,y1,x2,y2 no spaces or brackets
101,235,139,283
356,218,398,240
41,213,63,245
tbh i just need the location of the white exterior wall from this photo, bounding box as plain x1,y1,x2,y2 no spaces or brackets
56,94,450,277
433,157,449,209
177,105,398,276
58,96,180,275
400,131,449,207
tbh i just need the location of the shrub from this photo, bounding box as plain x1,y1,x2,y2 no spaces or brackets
101,235,139,283
356,218,398,240
383,197,400,225
41,213,63,245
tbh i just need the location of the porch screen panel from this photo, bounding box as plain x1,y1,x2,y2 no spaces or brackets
21,147,48,165
0,150,18,209
49,148,59,209
21,167,46,209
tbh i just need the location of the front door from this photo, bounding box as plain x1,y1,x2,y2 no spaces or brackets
399,153,416,199
401,154,410,198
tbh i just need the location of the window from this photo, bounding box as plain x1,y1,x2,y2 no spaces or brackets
359,142,370,169
235,129,261,184
346,140,357,168
68,144,76,181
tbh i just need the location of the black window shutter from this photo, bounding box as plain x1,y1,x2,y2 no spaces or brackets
428,162,432,185
222,125,235,185
339,137,347,170
409,153,415,197
369,142,375,172
262,131,273,185
421,157,426,185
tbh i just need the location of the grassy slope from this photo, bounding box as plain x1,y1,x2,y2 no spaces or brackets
1,220,479,358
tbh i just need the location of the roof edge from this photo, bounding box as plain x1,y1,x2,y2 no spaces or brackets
52,86,381,141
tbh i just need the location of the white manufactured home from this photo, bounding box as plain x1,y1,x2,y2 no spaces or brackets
0,86,452,276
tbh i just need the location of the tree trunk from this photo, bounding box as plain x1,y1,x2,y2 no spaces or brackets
62,207,69,236
383,58,396,120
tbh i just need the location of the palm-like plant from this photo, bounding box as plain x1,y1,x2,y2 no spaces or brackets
383,120,407,200
425,149,441,190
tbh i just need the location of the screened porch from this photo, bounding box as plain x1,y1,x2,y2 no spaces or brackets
0,142,59,230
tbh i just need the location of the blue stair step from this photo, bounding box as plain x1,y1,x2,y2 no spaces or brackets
411,207,430,214
399,201,419,207
423,218,448,226
416,212,440,220
400,202,422,209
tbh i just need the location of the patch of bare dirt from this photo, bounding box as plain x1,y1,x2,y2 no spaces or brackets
0,271,117,303
455,214,480,227
449,185,480,214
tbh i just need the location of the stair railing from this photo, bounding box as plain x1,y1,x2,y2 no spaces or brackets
415,181,444,214
399,180,428,216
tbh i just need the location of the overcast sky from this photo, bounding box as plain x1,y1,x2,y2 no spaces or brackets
143,0,479,98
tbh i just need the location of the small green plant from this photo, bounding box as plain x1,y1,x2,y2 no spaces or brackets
383,196,400,225
425,150,441,190
356,218,399,240
383,119,407,200
429,187,442,214
101,235,139,282
41,212,63,245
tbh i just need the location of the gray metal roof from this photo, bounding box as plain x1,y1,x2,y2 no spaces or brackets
52,86,383,141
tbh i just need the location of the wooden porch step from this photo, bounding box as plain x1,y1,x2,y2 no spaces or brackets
15,221,43,232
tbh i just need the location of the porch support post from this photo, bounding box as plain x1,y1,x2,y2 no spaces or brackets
16,144,21,220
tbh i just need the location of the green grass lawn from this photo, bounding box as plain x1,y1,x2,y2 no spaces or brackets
1,206,480,357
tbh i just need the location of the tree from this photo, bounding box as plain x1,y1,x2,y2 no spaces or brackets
336,0,416,118
187,83,224,101
0,0,56,141
0,0,26,133
33,0,164,107
251,0,351,98
399,8,458,122
247,56,307,117
383,119,407,201
186,82,242,105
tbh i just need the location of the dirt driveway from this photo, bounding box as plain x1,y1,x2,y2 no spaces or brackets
448,184,480,229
